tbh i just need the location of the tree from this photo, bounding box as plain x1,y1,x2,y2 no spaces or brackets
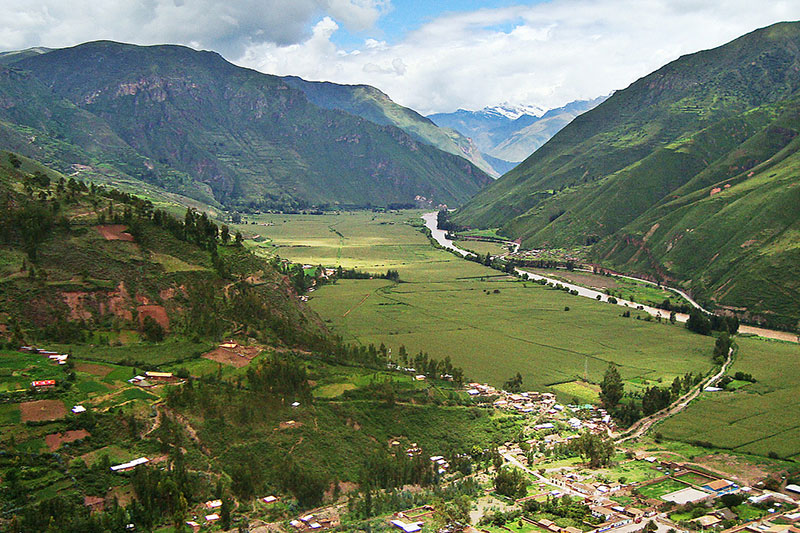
670,376,682,398
600,364,624,409
220,224,230,244
686,309,711,335
712,332,731,365
8,152,21,169
220,496,232,529
571,432,614,468
494,467,527,499
504,372,523,393
141,315,165,342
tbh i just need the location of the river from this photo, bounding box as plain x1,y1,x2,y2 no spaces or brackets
422,212,796,343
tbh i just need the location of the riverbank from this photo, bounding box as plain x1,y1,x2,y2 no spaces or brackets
422,212,796,344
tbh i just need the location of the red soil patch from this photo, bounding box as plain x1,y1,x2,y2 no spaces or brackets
45,429,90,451
62,291,94,321
96,224,135,241
279,420,303,430
83,495,105,511
20,399,67,422
159,287,176,300
202,345,262,368
75,363,113,377
103,282,134,322
137,305,169,331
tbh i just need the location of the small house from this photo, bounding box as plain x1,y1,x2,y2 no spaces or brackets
31,379,56,389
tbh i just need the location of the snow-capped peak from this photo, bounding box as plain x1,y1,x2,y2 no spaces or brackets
482,102,546,119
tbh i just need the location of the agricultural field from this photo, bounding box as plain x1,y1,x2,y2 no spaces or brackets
528,269,691,310
240,211,715,396
658,337,800,460
454,239,512,257
635,477,687,499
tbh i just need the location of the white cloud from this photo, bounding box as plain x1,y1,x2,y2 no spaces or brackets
1,0,797,114
234,0,799,114
0,0,390,57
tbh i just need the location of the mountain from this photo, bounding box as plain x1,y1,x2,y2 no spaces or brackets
0,41,491,211
281,76,498,177
428,97,606,169
454,21,800,329
0,46,51,65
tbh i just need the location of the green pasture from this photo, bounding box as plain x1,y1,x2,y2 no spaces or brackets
52,338,213,367
454,239,511,257
658,337,800,459
550,381,601,404
245,211,715,396
311,277,713,393
635,478,687,499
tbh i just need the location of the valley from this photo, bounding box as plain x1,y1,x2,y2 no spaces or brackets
1,15,800,533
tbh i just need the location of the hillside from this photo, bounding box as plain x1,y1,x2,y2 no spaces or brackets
0,41,491,211
0,152,521,530
0,151,326,349
454,22,800,328
428,97,606,169
282,76,498,177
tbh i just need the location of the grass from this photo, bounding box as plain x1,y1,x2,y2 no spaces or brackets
674,472,715,485
454,239,511,257
658,336,800,458
596,460,660,484
148,252,208,272
732,504,769,521
54,338,214,367
0,403,21,425
635,478,688,499
550,381,600,404
241,211,715,396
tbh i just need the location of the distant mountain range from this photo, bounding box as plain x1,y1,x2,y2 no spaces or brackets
428,97,607,172
0,41,491,210
454,21,800,329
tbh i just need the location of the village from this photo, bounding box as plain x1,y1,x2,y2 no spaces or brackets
223,382,800,533
13,344,800,533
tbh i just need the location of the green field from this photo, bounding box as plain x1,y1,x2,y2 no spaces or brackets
240,211,715,395
635,478,687,499
454,239,511,257
658,337,800,459
674,471,715,485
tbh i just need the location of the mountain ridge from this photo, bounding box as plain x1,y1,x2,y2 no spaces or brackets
428,96,607,166
1,40,492,210
454,21,800,328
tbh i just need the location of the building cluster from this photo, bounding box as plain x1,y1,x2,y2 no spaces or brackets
20,345,70,365
128,371,179,387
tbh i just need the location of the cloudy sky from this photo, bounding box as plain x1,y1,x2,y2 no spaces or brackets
2,1,798,114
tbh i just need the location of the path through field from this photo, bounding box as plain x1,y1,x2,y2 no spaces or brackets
614,346,733,444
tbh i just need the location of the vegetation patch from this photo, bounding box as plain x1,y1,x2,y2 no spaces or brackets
19,399,67,422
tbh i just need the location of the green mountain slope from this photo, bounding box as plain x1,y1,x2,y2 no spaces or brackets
2,41,490,210
454,22,800,327
0,153,523,531
282,76,498,176
0,151,325,347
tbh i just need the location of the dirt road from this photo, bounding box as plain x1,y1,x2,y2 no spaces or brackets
615,347,733,444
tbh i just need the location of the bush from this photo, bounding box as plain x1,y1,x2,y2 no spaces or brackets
141,316,165,343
